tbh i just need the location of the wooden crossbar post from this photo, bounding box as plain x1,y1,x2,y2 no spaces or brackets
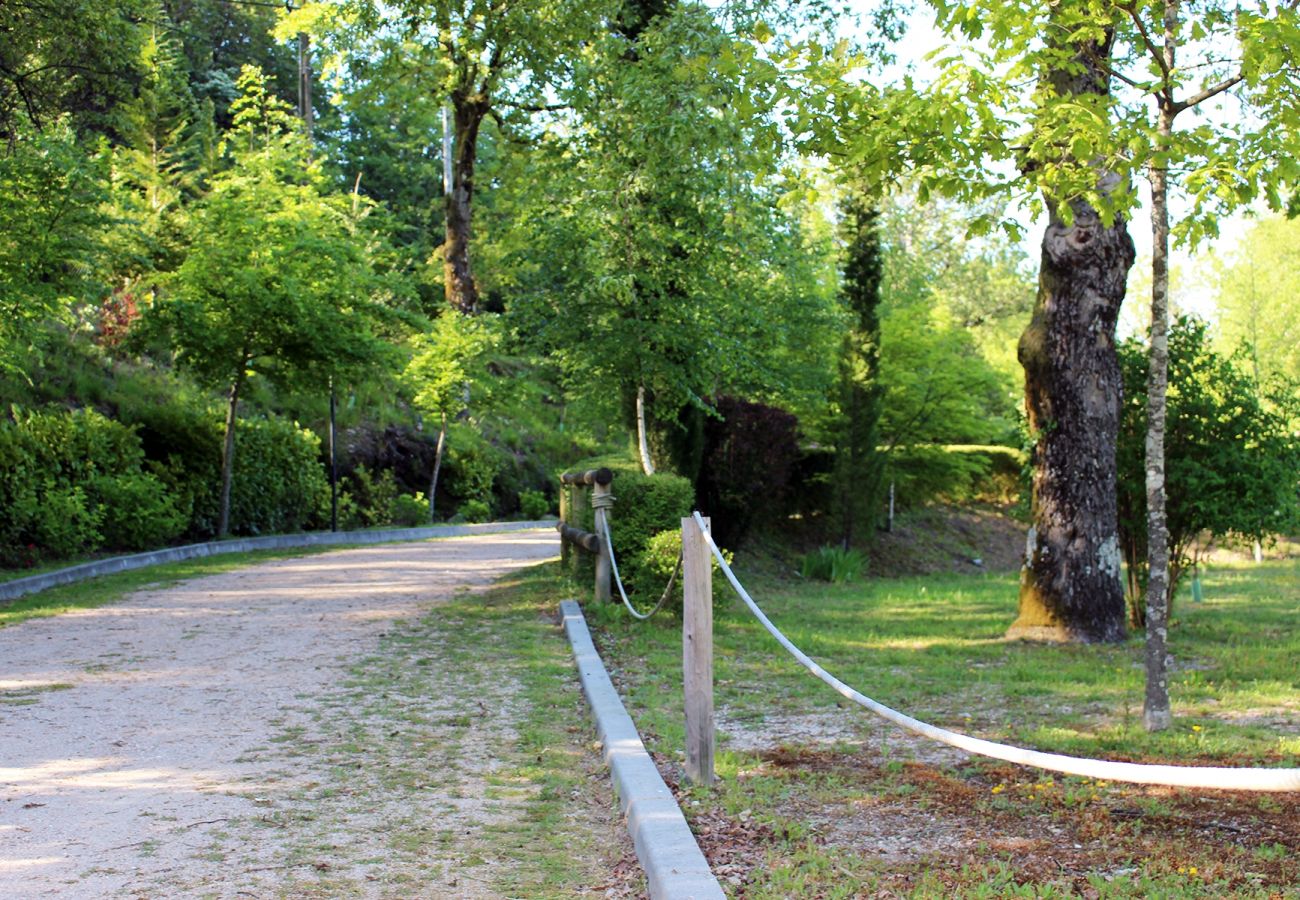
682,514,714,785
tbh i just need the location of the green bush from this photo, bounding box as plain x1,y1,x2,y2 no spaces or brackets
226,417,329,536
801,545,868,583
562,458,695,597
0,408,179,565
91,473,187,552
443,422,500,508
519,488,550,520
885,444,1026,508
457,498,492,523
636,527,734,615
391,492,430,526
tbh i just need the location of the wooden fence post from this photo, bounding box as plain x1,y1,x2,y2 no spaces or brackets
559,483,571,567
682,514,714,785
593,479,612,603
570,485,587,577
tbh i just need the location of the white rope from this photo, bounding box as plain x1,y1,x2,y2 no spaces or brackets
602,516,677,621
691,512,1300,793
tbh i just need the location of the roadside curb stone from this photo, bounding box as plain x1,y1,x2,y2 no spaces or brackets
560,598,725,900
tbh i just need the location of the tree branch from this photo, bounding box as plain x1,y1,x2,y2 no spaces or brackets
1174,72,1245,112
1120,2,1172,85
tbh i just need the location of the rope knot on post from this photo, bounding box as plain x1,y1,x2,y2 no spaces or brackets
590,492,616,511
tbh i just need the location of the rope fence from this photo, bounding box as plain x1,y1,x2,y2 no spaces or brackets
602,517,679,621
688,511,1300,793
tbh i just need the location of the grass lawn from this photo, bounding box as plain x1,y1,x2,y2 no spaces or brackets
580,556,1299,898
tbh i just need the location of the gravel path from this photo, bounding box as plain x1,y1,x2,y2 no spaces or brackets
0,530,630,898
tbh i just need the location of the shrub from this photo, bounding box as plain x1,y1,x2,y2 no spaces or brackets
636,527,734,615
391,492,430,526
801,545,868,583
91,472,187,551
697,397,801,546
457,498,492,523
0,408,182,564
226,417,329,536
562,458,696,598
519,488,550,520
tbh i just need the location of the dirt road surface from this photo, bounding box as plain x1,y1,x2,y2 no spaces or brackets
0,530,631,898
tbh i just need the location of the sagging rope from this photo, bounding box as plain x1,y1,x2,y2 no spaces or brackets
691,512,1300,793
602,516,680,621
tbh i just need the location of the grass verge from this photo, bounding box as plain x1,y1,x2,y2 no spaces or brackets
192,564,643,898
584,557,1299,898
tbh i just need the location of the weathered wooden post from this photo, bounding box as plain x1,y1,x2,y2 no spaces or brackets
559,482,571,567
570,483,587,577
560,468,614,601
591,473,614,604
682,513,715,785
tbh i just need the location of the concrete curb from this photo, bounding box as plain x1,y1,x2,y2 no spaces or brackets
559,599,725,900
0,521,555,605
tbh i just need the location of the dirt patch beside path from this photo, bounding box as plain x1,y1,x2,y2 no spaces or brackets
0,531,635,898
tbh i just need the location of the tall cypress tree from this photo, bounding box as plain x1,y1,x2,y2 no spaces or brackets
832,191,886,549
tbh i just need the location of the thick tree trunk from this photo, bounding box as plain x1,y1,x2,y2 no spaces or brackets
636,384,655,475
429,412,447,523
443,93,487,315
1143,11,1180,731
1007,15,1133,643
217,376,243,538
1008,199,1135,642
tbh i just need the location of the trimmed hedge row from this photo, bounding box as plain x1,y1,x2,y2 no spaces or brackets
1,405,327,567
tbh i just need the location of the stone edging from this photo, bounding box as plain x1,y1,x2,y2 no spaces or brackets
559,599,724,900
0,521,554,605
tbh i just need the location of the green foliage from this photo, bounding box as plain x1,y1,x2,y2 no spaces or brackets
566,459,695,595
505,3,843,443
0,122,110,373
1212,215,1300,385
800,545,868,583
117,392,328,539
634,527,734,616
1117,316,1300,622
887,444,1025,509
336,465,403,530
829,191,887,548
404,313,499,420
391,492,431,527
225,417,329,536
518,489,550,520
0,408,188,564
457,499,492,524
91,472,187,552
145,66,390,397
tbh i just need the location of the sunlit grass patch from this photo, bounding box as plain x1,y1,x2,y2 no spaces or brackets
583,555,1300,897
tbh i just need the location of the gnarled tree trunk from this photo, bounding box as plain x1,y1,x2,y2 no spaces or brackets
1008,198,1135,642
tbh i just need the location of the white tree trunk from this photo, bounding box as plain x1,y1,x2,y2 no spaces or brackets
636,384,655,475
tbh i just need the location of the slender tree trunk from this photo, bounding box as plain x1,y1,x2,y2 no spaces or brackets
1007,17,1134,643
218,375,244,538
443,92,487,315
636,384,655,475
1143,6,1180,731
429,412,447,524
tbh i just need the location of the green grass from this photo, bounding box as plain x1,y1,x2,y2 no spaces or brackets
583,556,1300,897
224,564,638,898
0,545,355,628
